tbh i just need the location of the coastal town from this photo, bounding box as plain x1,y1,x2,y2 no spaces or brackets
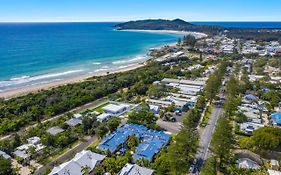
0,21,281,175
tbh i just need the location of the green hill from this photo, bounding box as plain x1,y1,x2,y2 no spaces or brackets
115,19,223,35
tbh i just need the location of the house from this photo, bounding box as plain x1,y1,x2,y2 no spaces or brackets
65,118,82,127
0,150,11,159
47,126,65,135
13,137,45,160
73,113,83,119
97,113,112,122
244,94,257,101
271,112,281,126
49,150,106,175
27,136,41,145
237,158,260,169
102,104,128,116
149,105,160,114
240,122,264,134
118,163,154,175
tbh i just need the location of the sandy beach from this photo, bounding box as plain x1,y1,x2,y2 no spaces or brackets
123,29,208,39
0,63,145,99
0,29,193,100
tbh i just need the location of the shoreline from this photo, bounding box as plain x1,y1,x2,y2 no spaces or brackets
0,63,146,99
122,29,208,38
0,29,184,99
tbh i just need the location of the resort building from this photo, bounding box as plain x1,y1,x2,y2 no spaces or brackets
102,103,128,116
49,150,106,175
98,124,170,162
118,163,154,175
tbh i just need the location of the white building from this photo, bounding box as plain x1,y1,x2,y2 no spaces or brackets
73,113,83,119
97,113,112,122
49,150,106,175
237,158,260,169
118,163,154,175
102,104,128,116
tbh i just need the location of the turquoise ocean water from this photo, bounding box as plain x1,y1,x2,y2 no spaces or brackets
0,23,181,92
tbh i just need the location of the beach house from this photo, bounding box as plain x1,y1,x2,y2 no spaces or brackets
49,150,106,175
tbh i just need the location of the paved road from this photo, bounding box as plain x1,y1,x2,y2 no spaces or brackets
0,97,107,141
192,106,224,174
191,83,227,174
34,135,97,175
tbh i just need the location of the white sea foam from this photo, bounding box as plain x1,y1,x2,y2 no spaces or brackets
112,55,147,65
92,62,101,65
94,68,109,73
0,69,84,89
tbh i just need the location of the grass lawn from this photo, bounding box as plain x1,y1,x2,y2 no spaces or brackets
93,102,109,113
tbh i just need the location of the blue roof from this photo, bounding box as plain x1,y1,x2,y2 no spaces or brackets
98,123,170,162
272,112,281,125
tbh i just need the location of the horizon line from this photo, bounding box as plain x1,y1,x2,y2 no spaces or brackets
0,20,281,23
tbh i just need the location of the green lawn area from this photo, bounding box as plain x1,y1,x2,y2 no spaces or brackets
93,102,109,113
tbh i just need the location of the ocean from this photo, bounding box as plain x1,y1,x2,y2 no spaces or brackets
0,22,181,92
1,22,281,93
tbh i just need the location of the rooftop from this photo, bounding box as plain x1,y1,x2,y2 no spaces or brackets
49,150,106,175
237,158,260,169
102,103,127,114
0,150,11,159
272,112,281,125
65,118,82,127
98,124,170,162
47,126,65,135
118,163,154,175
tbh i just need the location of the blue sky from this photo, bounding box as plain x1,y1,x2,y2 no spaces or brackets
0,0,281,22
